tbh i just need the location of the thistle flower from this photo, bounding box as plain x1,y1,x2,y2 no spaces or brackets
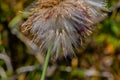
21,0,106,59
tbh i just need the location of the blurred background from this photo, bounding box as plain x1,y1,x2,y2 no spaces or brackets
0,0,120,80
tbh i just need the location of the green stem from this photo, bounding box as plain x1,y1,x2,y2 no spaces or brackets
41,46,52,80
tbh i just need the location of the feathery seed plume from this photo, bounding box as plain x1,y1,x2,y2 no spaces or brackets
21,0,106,59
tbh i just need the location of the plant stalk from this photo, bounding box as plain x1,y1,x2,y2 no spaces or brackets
41,46,52,80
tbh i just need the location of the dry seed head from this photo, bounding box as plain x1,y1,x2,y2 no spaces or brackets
21,0,106,59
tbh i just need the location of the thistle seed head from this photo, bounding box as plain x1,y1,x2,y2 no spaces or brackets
21,0,106,59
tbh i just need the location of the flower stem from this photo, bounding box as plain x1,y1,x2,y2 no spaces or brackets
41,46,52,80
